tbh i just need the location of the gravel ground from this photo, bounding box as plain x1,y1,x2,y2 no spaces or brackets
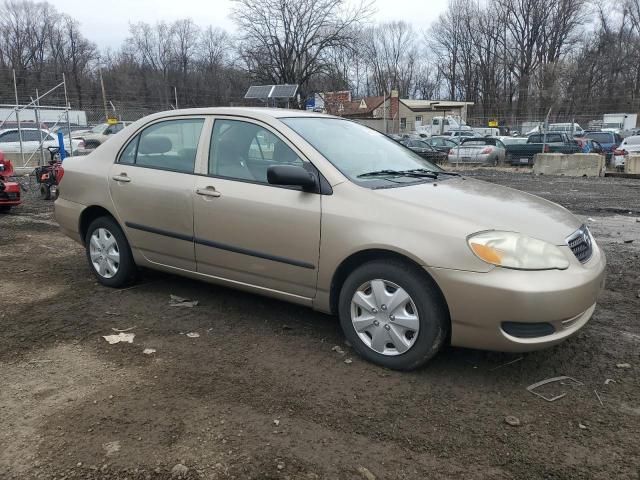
0,170,638,480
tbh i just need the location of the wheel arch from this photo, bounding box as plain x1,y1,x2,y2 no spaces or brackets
329,249,451,334
79,205,118,245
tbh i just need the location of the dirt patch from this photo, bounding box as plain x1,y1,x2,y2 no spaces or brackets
0,173,639,479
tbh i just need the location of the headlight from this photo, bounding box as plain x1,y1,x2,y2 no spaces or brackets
467,231,570,270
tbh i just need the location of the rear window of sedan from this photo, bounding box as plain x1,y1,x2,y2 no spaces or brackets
585,132,614,143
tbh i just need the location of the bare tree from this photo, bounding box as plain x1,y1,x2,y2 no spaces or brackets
232,0,373,96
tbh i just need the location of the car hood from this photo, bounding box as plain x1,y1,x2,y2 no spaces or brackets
374,177,581,245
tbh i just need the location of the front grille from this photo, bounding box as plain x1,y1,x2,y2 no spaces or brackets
566,225,593,263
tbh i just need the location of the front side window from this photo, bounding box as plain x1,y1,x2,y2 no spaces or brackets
281,117,441,188
209,119,303,183
118,118,204,173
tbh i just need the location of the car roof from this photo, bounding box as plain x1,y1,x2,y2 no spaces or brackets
0,127,44,133
139,107,333,123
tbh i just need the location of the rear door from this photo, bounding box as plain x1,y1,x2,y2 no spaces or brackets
193,117,321,299
109,117,206,271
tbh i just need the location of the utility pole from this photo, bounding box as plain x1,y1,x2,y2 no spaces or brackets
13,69,24,166
100,70,109,121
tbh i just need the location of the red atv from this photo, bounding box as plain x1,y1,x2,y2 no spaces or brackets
34,146,65,200
0,153,21,213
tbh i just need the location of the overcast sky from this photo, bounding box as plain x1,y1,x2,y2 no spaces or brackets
51,0,449,50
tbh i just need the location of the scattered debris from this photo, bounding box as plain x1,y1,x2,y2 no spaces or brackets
273,419,280,426
277,463,285,470
594,390,604,407
504,415,521,427
526,376,583,402
186,332,200,338
616,363,631,369
344,358,353,364
490,356,523,371
170,463,189,478
587,217,595,222
102,441,121,456
357,466,377,480
623,239,634,244
110,326,136,333
604,378,616,385
105,311,120,316
578,422,588,430
102,333,135,345
27,359,52,364
169,295,198,307
331,345,345,355
143,348,156,355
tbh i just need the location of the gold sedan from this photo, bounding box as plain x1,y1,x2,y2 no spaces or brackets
55,108,606,370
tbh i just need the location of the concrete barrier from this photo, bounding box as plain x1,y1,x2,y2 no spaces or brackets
533,153,605,177
625,154,640,174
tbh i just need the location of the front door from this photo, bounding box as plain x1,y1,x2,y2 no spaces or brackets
193,118,321,299
109,117,205,270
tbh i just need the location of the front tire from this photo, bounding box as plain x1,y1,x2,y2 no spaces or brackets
338,259,449,370
85,216,137,287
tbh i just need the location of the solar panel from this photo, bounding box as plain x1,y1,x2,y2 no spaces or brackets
244,85,274,99
270,84,298,99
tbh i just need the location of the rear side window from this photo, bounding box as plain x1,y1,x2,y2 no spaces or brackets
118,119,204,173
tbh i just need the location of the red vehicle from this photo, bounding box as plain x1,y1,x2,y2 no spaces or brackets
0,152,21,212
34,147,65,200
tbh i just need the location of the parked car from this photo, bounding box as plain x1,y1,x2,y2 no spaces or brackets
505,133,582,165
399,138,448,163
612,135,640,170
448,137,506,165
73,122,132,152
0,128,83,156
445,130,477,138
583,131,622,159
56,108,606,370
424,136,459,153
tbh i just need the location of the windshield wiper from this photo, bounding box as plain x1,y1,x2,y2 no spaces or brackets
358,169,439,179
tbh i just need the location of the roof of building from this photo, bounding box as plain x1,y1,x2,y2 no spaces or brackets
327,95,385,117
401,99,475,111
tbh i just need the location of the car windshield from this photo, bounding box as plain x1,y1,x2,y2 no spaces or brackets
281,117,442,185
90,123,108,133
585,132,613,143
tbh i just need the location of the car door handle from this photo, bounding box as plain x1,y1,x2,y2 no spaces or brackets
112,174,131,183
196,187,221,198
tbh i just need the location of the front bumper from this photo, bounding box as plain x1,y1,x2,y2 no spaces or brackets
427,244,606,352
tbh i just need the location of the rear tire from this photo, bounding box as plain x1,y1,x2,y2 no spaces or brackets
0,205,11,213
338,259,449,370
85,216,137,288
40,184,51,200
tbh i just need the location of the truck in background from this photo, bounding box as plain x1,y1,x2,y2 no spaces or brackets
415,115,474,137
601,113,637,134
0,107,88,128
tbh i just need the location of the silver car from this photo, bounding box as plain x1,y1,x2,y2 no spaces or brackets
448,137,506,166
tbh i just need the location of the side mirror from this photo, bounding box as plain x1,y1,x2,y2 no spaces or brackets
267,165,317,191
